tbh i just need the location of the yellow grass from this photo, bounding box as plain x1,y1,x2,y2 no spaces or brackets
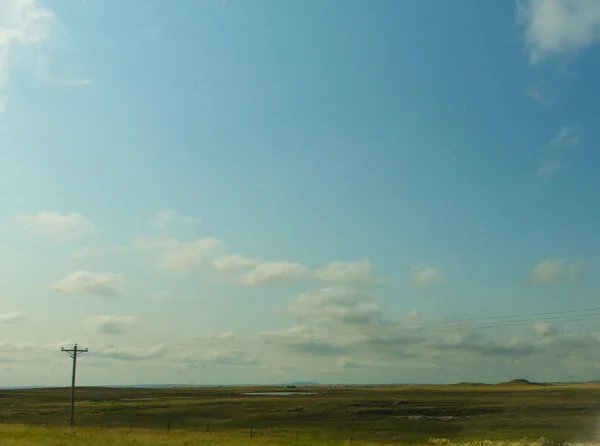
0,425,598,446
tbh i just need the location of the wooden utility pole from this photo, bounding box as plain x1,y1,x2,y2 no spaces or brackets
61,344,88,427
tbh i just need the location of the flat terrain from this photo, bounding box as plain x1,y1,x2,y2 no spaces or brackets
1,383,600,443
2,425,595,446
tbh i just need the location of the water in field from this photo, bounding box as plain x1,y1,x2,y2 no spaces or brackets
242,392,317,396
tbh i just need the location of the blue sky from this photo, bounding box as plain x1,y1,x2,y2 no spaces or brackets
1,0,600,386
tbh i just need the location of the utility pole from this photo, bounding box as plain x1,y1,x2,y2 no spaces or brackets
61,344,88,427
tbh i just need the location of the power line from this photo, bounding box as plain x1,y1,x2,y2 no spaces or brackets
6,305,600,356
61,344,88,427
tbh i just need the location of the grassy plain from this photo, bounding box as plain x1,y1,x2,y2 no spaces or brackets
1,382,600,444
1,424,595,446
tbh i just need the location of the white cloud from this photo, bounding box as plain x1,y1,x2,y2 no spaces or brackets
277,364,298,371
534,321,559,337
531,259,562,283
213,254,262,271
134,236,221,271
288,287,380,325
536,161,562,178
0,311,23,323
518,0,600,63
15,211,93,239
94,343,166,361
0,341,42,363
54,270,123,297
412,266,443,288
526,80,551,103
239,261,312,286
72,245,128,260
336,357,371,369
550,126,580,146
315,259,373,284
158,238,220,270
262,325,351,357
137,234,377,287
215,331,235,340
530,258,584,283
151,210,202,229
535,127,579,180
151,210,176,229
189,350,258,367
0,0,57,112
84,315,138,334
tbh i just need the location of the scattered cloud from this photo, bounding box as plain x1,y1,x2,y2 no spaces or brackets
71,245,128,260
0,341,42,364
151,210,176,229
536,161,562,178
134,236,221,271
535,126,579,180
0,311,23,323
534,321,559,337
15,211,93,239
151,210,202,229
84,315,138,334
530,258,584,283
260,314,592,367
412,266,443,288
238,261,312,286
94,343,167,361
213,254,263,271
188,350,259,367
0,0,57,112
54,270,124,297
518,0,600,63
215,331,235,340
137,233,376,288
261,325,350,357
336,357,371,369
288,287,380,325
526,80,551,103
315,260,373,284
550,126,580,146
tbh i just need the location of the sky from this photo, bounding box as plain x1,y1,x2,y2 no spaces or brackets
1,0,600,387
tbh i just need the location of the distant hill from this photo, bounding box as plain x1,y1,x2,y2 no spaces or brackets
496,379,549,386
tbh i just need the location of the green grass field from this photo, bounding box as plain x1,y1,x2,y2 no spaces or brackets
3,424,600,446
0,424,593,446
1,382,600,444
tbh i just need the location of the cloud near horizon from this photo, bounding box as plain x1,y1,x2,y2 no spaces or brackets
0,311,24,323
84,315,138,334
